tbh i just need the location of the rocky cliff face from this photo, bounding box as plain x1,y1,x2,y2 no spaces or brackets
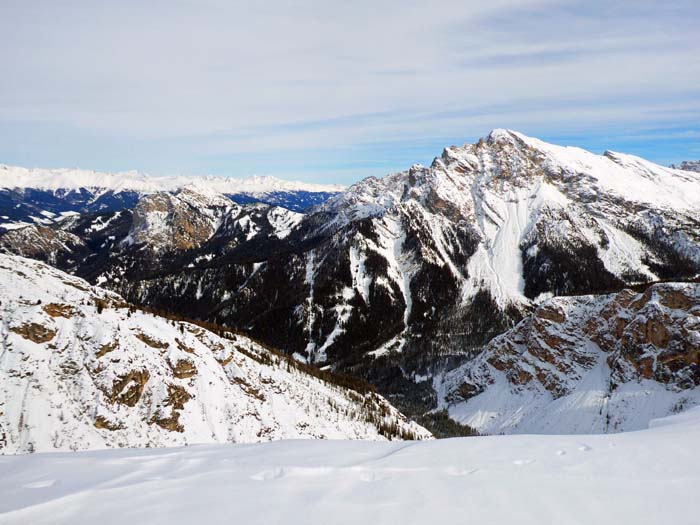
439,282,700,434
0,225,87,267
0,254,430,454
126,187,236,252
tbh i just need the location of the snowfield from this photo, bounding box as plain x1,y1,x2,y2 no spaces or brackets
1,407,700,524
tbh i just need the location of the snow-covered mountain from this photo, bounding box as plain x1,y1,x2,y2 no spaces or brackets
0,254,430,454
0,188,304,283
3,130,700,426
438,282,700,434
318,129,700,305
0,165,344,194
0,164,343,226
107,129,697,417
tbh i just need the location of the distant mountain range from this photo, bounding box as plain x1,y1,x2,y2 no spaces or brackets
0,165,344,227
2,130,700,435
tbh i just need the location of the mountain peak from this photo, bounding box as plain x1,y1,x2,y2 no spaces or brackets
486,128,520,141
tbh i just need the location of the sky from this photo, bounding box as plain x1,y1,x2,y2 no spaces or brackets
1,0,699,185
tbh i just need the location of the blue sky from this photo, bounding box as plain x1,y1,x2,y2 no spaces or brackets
1,0,699,185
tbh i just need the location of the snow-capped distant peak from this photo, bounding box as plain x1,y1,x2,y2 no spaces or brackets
0,164,345,195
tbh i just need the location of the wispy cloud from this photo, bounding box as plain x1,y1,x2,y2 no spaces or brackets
0,0,698,183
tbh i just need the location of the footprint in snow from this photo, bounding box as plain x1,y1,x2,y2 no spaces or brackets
556,450,566,456
444,467,478,477
359,470,391,483
578,444,592,452
251,466,334,481
251,468,286,481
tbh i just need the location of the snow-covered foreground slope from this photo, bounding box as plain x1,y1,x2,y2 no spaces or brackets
0,254,429,454
1,408,699,525
439,283,700,434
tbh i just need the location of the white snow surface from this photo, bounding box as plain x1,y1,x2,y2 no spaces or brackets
503,130,700,211
267,206,304,238
1,407,700,524
0,254,429,454
0,164,345,194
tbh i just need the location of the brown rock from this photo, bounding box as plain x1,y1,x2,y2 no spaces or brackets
645,318,670,348
536,304,566,323
630,288,653,311
10,322,56,343
134,332,169,349
95,341,118,359
175,338,196,354
94,415,123,431
658,289,694,310
150,384,192,432
170,359,197,379
110,370,150,407
165,384,191,410
42,303,76,318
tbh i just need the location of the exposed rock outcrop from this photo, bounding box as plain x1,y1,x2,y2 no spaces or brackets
441,283,700,434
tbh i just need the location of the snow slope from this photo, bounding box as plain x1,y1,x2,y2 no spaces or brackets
439,283,700,434
1,407,699,525
0,254,430,454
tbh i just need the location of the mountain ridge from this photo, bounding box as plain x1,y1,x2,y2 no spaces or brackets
3,129,700,429
0,164,345,194
0,165,343,225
